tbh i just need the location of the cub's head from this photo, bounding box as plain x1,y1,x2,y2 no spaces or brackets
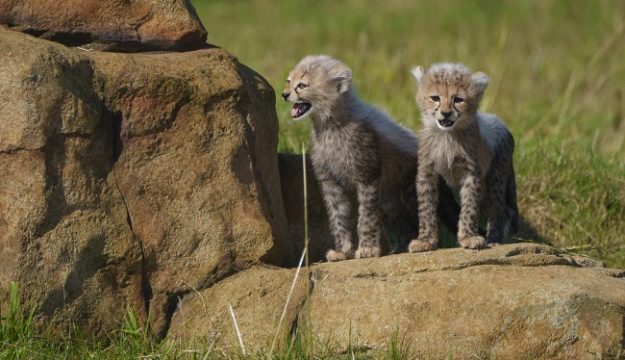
411,63,489,131
282,55,352,121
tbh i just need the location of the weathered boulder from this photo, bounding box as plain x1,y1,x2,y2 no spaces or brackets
0,0,207,51
88,45,289,336
0,28,145,332
0,28,287,336
169,243,625,358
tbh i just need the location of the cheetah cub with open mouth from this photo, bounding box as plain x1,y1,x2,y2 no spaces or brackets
409,63,519,252
282,55,460,261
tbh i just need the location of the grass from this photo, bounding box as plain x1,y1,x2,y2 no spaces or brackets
0,283,418,359
0,283,183,359
193,0,625,269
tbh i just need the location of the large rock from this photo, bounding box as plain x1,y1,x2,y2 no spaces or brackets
88,45,289,336
0,28,287,336
0,28,145,332
0,0,207,51
169,243,625,358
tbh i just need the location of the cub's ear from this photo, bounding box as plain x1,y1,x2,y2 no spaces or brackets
470,71,489,94
332,65,352,93
411,66,425,84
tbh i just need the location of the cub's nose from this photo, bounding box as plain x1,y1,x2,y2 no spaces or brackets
441,111,453,118
281,91,290,100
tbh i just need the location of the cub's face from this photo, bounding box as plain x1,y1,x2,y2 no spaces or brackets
282,55,352,121
411,63,489,131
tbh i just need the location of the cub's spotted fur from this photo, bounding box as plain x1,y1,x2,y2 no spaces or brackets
408,63,518,252
283,55,459,261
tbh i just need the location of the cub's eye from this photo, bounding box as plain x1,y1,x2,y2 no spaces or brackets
454,97,464,104
430,96,440,102
296,83,308,90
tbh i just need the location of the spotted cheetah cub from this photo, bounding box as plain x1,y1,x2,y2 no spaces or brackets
282,55,459,261
408,63,518,252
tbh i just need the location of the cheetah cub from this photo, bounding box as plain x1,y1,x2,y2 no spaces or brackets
282,55,459,261
408,63,519,252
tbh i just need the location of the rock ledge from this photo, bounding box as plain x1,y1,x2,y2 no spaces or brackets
170,243,625,359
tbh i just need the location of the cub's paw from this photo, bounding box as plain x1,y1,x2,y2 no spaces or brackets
355,245,381,259
326,249,352,262
458,235,488,250
408,239,437,253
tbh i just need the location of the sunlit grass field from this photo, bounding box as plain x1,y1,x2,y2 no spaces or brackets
193,0,625,268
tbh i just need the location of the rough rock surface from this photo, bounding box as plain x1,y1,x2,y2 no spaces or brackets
169,243,625,358
0,28,145,332
169,266,308,352
0,0,207,51
0,28,287,336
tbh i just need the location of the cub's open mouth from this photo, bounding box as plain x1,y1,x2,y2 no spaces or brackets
437,118,455,128
291,102,312,119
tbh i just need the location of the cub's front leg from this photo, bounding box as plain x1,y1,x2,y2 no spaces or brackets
457,162,488,249
319,177,354,261
355,180,384,258
409,162,439,252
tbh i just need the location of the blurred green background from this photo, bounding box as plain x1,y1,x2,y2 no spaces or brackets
191,0,625,267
